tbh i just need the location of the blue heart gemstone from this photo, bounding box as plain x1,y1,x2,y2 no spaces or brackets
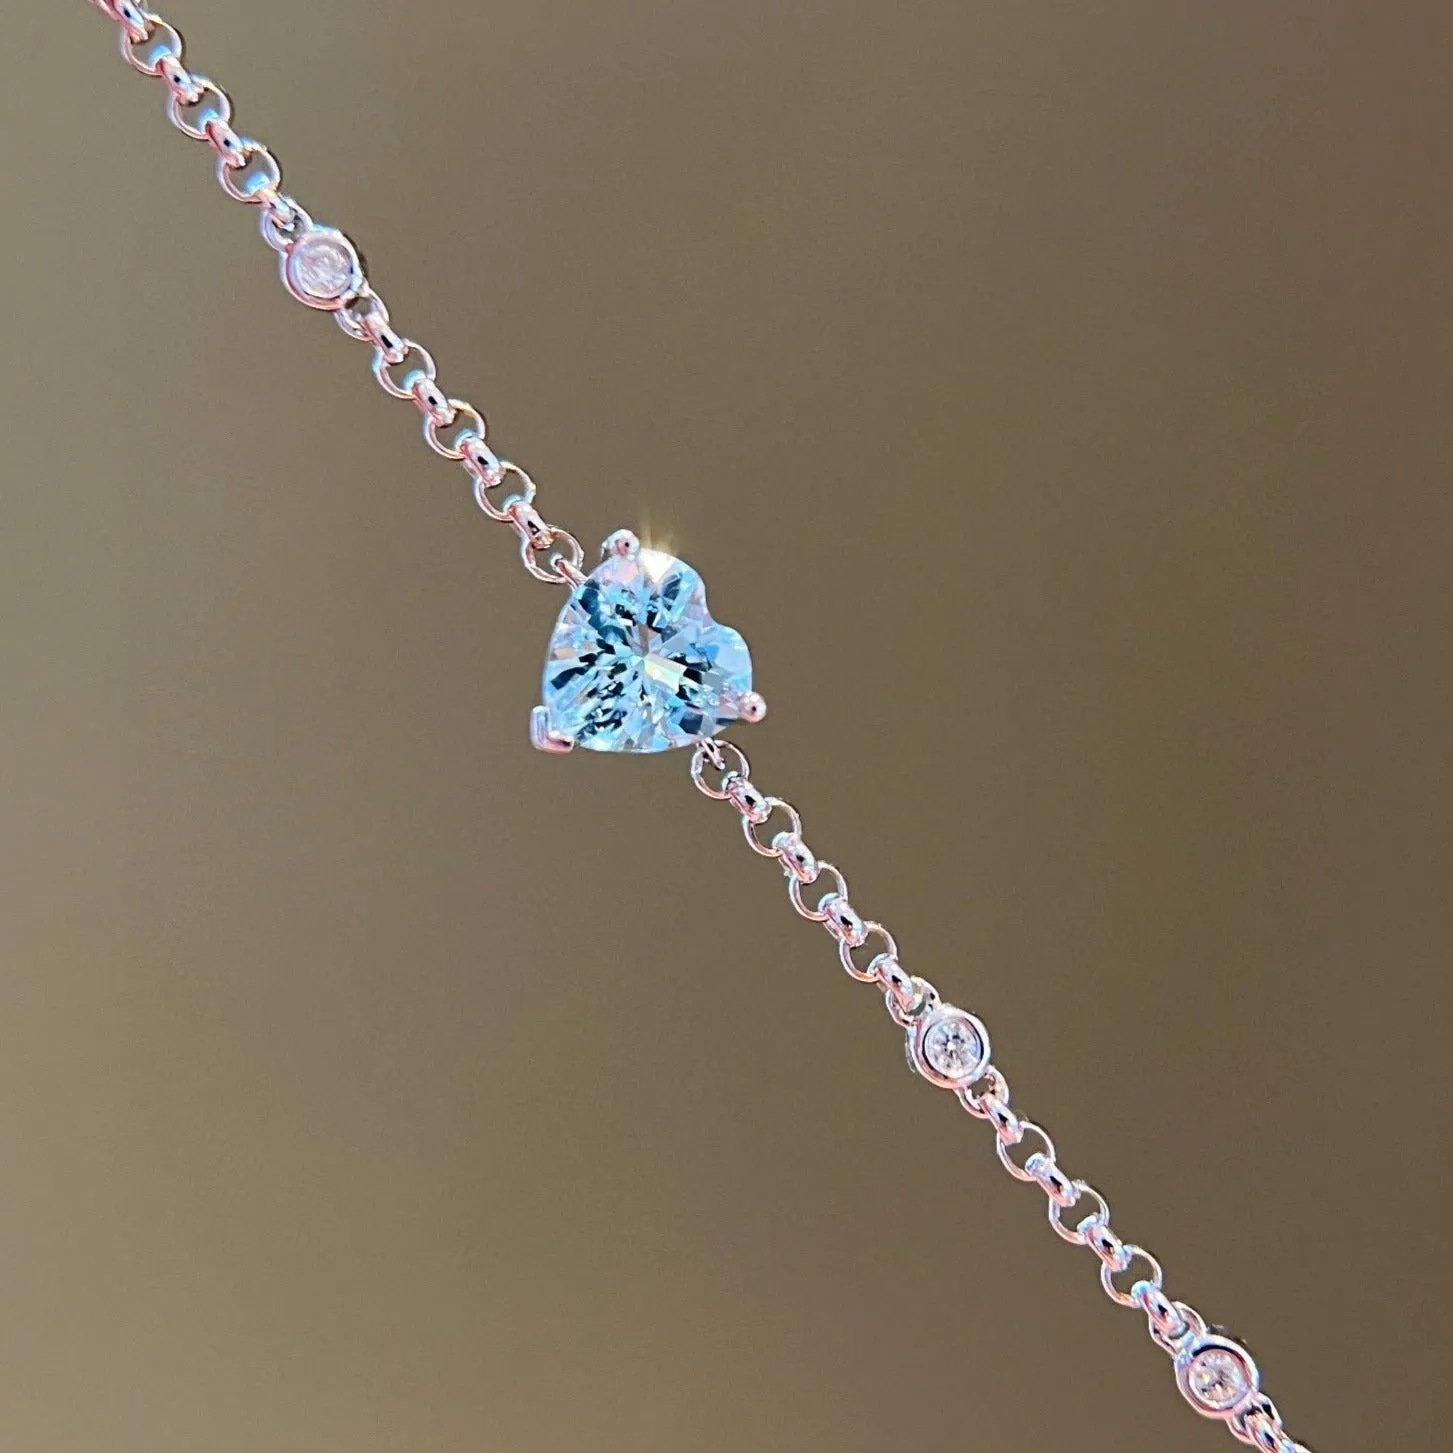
538,533,754,753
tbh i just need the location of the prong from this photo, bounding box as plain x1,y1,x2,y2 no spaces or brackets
737,690,768,724
530,705,575,754
601,529,640,561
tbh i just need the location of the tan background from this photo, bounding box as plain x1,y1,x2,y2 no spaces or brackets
1,3,1449,1450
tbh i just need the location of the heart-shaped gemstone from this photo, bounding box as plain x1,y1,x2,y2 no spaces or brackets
539,535,754,753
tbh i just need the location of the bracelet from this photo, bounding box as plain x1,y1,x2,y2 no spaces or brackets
83,4,1313,1448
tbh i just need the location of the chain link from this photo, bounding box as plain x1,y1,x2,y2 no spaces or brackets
87,3,1310,1444
90,0,580,591
690,733,1314,1450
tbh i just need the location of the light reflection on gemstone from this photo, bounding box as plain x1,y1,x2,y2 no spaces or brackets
541,544,752,753
644,653,687,692
638,547,675,582
909,1006,989,1089
922,1016,984,1080
1186,1347,1252,1411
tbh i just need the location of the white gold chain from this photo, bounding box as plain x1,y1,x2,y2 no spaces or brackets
689,738,1311,1450
86,0,588,589
85,4,1313,1448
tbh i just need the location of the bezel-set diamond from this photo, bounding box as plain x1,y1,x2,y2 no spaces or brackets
907,1004,990,1089
282,225,363,310
1175,1335,1259,1418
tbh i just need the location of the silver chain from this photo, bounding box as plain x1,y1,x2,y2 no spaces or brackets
86,3,1313,1446
86,0,587,590
691,738,1313,1452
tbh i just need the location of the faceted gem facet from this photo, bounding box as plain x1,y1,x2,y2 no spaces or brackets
908,1006,989,1088
541,545,752,753
1186,1347,1252,1412
922,1017,984,1080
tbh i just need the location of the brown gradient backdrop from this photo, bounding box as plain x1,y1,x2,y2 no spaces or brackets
1,4,1448,1451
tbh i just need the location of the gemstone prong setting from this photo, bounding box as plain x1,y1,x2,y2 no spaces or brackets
601,529,640,561
530,705,576,754
737,690,768,723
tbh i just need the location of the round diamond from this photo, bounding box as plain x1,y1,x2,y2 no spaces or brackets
287,231,357,302
922,1015,983,1081
1186,1347,1252,1411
